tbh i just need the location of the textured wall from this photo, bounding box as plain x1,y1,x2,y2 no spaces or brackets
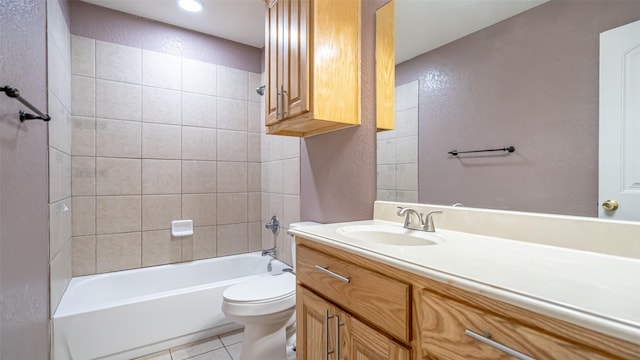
301,0,389,223
396,0,640,217
0,0,50,359
70,1,261,74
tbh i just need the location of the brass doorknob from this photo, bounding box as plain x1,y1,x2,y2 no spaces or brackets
602,200,619,211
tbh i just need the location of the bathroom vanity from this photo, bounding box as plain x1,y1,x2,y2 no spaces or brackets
291,201,640,359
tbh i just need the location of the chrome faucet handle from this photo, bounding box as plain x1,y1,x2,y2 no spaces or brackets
261,247,278,256
397,207,424,229
424,210,443,232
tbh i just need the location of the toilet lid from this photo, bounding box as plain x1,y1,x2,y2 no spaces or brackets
224,273,295,303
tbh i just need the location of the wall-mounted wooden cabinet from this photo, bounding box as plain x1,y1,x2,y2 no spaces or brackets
265,0,361,137
376,0,395,131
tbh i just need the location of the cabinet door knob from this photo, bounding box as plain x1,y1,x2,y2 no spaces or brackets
602,199,619,211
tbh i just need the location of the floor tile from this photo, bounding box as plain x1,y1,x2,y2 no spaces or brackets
171,337,224,360
219,329,244,346
133,350,172,360
225,343,242,360
187,348,232,360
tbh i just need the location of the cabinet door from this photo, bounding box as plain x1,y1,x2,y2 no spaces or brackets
297,286,338,360
265,0,283,125
283,0,309,119
341,309,411,360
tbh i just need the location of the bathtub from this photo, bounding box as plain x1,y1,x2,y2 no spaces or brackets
53,252,291,360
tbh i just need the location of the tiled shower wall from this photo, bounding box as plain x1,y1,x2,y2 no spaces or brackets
48,0,73,313
70,36,277,276
377,80,419,202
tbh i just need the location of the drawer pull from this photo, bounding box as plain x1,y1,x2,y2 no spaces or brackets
465,329,535,360
315,265,350,283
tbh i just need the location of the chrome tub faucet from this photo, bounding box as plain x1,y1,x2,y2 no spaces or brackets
261,247,278,256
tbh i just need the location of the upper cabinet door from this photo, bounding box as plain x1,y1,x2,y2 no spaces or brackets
376,0,395,131
264,0,361,137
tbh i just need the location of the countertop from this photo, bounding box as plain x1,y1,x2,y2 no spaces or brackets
290,219,640,345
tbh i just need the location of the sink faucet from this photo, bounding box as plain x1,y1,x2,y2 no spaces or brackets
261,247,278,256
397,207,443,232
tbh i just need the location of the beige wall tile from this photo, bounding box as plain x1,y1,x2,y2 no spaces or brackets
267,193,283,222
248,163,261,192
142,159,181,194
248,192,261,222
182,58,216,96
50,199,72,260
50,148,72,203
96,40,141,84
50,241,72,314
72,156,95,196
142,123,181,159
248,132,261,162
182,127,216,160
217,66,247,101
142,230,181,267
48,95,72,154
217,98,247,131
96,196,141,234
275,231,293,266
181,236,194,262
282,195,300,229
142,195,181,231
142,50,181,90
282,136,300,159
48,41,71,111
247,101,262,133
96,157,141,195
395,80,418,111
248,222,262,252
247,72,262,103
377,164,396,189
264,160,283,193
182,194,216,226
395,136,418,164
72,235,96,276
217,130,247,161
263,133,282,161
396,190,418,203
395,108,418,138
192,226,217,260
96,80,142,121
96,232,142,273
282,158,299,195
377,189,397,202
182,92,216,128
182,161,216,194
217,162,247,193
396,163,418,191
71,35,95,77
71,75,94,117
217,223,248,256
142,87,181,125
217,193,247,225
96,119,142,158
72,116,95,156
72,196,95,236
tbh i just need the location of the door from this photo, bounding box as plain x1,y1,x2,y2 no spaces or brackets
265,0,283,125
341,310,410,360
599,19,640,221
297,286,338,360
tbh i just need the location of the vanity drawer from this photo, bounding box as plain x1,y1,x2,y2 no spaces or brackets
296,245,411,343
419,289,610,360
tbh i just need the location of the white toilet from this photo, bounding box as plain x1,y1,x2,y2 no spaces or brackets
221,221,319,360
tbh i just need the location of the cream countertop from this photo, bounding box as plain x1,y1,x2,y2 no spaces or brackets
290,219,640,346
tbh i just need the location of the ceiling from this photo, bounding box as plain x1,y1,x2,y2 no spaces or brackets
81,0,548,64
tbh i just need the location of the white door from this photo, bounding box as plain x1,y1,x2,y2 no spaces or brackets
599,19,640,221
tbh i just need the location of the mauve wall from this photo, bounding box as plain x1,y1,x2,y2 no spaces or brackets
0,0,50,359
69,1,261,74
301,0,389,223
396,0,640,217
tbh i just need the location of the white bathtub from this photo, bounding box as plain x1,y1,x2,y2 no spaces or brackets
53,252,291,360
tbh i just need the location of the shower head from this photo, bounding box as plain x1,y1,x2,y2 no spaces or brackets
256,85,266,96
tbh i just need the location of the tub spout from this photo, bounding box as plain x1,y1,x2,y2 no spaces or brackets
261,247,278,257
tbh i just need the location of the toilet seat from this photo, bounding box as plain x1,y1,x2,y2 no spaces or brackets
222,273,296,317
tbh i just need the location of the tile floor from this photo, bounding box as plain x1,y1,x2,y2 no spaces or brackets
135,329,244,360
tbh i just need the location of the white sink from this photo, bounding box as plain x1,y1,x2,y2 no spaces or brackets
336,225,445,246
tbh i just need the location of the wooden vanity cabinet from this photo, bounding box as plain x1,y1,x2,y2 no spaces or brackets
264,0,361,137
296,237,640,360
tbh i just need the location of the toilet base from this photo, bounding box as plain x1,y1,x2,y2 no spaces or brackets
239,323,287,360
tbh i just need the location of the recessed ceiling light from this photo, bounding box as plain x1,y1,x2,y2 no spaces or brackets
178,0,203,13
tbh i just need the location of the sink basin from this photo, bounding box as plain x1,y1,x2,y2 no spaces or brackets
336,225,445,246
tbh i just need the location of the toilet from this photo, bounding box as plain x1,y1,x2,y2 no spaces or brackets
221,221,319,360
